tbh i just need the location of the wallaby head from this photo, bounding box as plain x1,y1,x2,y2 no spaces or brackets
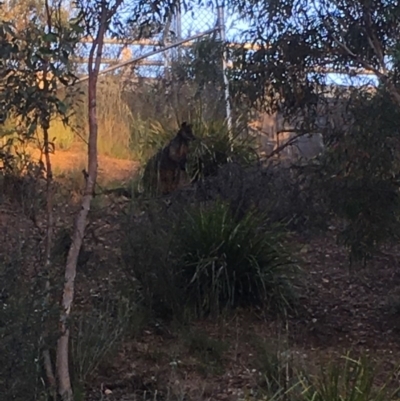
177,122,196,141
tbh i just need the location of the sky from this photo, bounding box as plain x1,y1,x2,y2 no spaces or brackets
81,0,379,87
176,2,379,87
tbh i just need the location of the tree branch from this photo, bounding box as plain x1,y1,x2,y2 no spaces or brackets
265,130,314,160
363,6,387,73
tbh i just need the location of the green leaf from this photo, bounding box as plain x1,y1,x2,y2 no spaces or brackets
42,33,58,43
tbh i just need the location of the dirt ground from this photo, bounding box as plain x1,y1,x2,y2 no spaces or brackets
2,150,400,400
29,145,140,183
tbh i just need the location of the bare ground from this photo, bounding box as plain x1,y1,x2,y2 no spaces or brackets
29,146,140,183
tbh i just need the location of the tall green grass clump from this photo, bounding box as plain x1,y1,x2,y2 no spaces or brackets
299,354,399,401
73,77,134,159
121,199,298,319
134,115,259,196
176,201,297,317
187,117,258,181
48,117,75,150
130,117,175,164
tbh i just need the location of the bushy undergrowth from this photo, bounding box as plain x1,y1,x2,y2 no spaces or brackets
318,89,400,265
186,117,258,182
193,161,330,233
136,116,259,196
0,238,141,401
70,296,140,399
0,256,49,401
0,150,47,221
121,199,298,319
297,355,399,401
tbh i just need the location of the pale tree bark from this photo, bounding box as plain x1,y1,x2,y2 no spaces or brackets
42,122,57,400
41,2,57,397
55,3,110,400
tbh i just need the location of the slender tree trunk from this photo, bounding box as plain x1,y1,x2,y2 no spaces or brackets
41,44,57,398
56,9,107,400
42,124,57,400
41,3,57,394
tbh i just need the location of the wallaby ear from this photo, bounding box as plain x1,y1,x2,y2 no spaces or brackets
181,121,188,128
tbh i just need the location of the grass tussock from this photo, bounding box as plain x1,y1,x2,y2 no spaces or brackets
121,198,299,320
137,116,259,196
298,355,400,401
48,117,75,151
187,117,258,182
176,201,298,317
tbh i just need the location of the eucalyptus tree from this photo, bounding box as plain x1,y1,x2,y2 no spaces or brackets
228,0,400,264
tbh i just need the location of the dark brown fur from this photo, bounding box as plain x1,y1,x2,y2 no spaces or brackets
143,122,196,195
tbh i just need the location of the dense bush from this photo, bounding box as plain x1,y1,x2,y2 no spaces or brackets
121,198,299,319
135,115,259,195
187,118,258,182
317,89,400,265
0,143,47,221
193,161,330,233
0,234,141,401
0,257,50,401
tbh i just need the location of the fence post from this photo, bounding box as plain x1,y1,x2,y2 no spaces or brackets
217,1,233,137
175,2,182,59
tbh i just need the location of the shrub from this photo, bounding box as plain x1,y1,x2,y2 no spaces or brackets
0,148,46,222
121,198,298,319
187,118,258,182
0,256,51,401
129,117,174,165
135,115,259,197
192,161,331,234
318,89,400,265
70,296,137,395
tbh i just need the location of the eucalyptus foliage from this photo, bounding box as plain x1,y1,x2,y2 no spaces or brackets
0,16,81,135
226,0,400,264
318,88,400,265
229,0,400,115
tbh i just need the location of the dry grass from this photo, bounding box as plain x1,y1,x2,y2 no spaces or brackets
27,145,139,184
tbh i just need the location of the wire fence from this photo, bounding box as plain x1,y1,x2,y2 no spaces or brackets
75,0,221,80
69,0,377,164
1,0,380,163
68,1,231,160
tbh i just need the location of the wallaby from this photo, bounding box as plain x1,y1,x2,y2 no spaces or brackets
143,122,196,196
